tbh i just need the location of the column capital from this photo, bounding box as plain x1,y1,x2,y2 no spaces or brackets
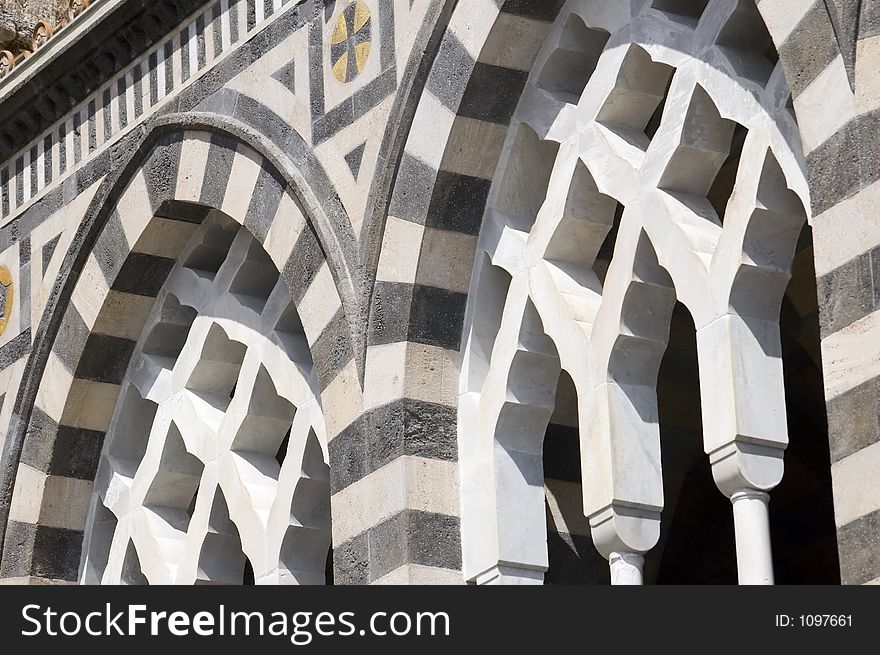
589,504,661,559
731,488,770,504
709,441,785,497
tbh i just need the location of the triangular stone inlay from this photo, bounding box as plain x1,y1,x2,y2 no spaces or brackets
344,142,367,180
42,234,61,277
823,0,861,90
271,60,296,94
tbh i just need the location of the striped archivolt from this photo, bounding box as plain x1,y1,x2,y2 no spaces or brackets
80,213,331,585
459,0,810,584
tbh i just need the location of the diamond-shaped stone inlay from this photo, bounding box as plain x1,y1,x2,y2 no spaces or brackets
330,1,373,83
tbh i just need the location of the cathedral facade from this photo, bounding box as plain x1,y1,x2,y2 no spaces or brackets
0,0,875,585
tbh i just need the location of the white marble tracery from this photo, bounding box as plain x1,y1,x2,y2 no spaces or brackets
459,0,809,585
80,213,331,585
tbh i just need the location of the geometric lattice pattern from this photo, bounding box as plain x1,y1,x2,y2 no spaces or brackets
81,215,330,585
460,0,809,584
0,0,873,588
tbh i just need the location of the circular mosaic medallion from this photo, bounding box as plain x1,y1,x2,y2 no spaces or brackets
330,0,372,83
0,266,13,337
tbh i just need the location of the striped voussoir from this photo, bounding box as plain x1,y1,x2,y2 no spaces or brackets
817,238,880,584
753,0,880,584
338,0,566,585
0,127,356,583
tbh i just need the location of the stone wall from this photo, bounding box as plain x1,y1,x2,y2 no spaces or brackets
755,0,880,587
0,0,875,586
0,1,70,53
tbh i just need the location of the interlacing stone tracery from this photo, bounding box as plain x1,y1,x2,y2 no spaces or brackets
459,0,809,585
81,214,331,585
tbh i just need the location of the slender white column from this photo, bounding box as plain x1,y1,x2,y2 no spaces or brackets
731,489,774,585
608,551,644,585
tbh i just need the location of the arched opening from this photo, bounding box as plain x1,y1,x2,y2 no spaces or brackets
457,0,840,585
78,206,333,585
0,124,355,585
653,303,737,584
543,370,608,585
771,226,839,583
651,228,839,584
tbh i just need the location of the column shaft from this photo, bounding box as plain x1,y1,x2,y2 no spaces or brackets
731,489,774,584
609,551,644,585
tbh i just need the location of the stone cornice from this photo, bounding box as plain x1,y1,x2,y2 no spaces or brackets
0,0,210,161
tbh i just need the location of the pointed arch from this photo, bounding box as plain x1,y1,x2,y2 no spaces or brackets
0,116,358,582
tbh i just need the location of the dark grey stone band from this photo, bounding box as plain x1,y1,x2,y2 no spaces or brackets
334,510,462,584
837,507,880,584
369,281,467,350
778,0,840,97
826,376,880,462
329,397,457,494
21,408,104,481
0,521,82,581
816,236,880,339
807,109,880,216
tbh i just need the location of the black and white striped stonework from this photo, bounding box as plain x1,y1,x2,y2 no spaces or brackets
0,0,330,467
0,128,353,583
758,0,880,585
0,0,298,227
345,0,567,585
0,0,878,586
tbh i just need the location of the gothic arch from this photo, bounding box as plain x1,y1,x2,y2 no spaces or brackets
373,0,831,584
0,116,360,583
371,0,845,371
322,0,845,585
